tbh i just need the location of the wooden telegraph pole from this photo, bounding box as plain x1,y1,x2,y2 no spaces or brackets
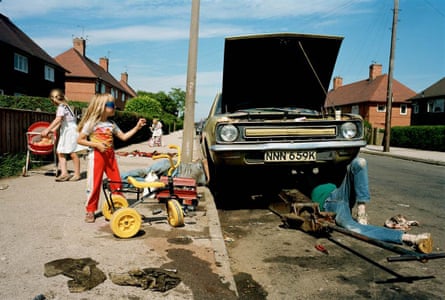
383,0,399,152
181,0,200,163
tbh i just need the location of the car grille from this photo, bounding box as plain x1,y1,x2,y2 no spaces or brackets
244,126,337,140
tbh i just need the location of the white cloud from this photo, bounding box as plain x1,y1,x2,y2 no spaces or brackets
4,0,371,21
127,70,221,120
3,0,443,120
1,0,94,18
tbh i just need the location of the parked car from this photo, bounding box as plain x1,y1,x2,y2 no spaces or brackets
200,33,367,199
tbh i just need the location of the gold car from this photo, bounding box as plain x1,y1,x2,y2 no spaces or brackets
200,33,367,197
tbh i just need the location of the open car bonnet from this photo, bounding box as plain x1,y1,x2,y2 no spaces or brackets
221,33,343,113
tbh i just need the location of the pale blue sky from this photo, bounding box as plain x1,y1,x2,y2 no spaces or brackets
2,0,444,121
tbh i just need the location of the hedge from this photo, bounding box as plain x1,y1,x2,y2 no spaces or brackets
391,125,445,152
0,95,183,150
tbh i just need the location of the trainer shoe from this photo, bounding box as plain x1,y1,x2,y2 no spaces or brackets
413,233,433,254
356,212,368,225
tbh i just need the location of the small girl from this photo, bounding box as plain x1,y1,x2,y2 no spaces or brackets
41,89,86,182
148,118,163,147
77,93,146,223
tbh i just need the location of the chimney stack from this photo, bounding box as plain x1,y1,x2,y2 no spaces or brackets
369,63,382,80
99,57,109,72
73,37,86,56
121,72,128,83
333,76,343,90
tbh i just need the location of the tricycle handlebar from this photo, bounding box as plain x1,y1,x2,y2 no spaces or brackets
152,144,181,176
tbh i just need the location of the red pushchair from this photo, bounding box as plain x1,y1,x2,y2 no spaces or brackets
22,121,58,176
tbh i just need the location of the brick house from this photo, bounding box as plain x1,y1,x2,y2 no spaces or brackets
55,37,136,110
0,13,66,97
326,63,416,129
409,77,445,125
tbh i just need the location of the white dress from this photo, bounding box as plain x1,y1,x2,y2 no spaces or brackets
55,104,87,154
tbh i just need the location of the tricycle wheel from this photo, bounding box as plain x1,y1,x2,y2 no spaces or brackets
102,194,128,221
167,199,184,227
110,207,142,238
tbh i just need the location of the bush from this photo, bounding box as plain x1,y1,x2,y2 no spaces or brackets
122,96,184,137
0,95,87,116
0,153,26,178
363,120,372,144
0,95,55,112
391,125,445,151
124,96,163,117
111,111,151,149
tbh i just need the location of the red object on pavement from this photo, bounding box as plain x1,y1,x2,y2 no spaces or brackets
315,244,329,254
156,176,198,207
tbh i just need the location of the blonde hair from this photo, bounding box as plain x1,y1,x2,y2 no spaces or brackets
77,93,115,132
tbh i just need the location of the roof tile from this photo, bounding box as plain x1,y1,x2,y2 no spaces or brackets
327,74,416,107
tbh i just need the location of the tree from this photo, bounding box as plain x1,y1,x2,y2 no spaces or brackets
135,88,186,120
124,95,163,117
137,91,178,117
168,88,186,118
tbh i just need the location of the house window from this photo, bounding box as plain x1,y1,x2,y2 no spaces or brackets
400,104,407,115
96,81,106,93
427,99,444,113
121,94,126,102
44,65,55,82
351,105,359,114
111,88,117,98
412,102,419,114
14,53,28,73
377,104,386,112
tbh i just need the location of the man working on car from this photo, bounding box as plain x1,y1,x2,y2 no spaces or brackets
311,156,433,253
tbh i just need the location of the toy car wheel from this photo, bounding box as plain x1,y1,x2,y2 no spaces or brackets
167,199,184,227
102,194,129,221
110,207,142,239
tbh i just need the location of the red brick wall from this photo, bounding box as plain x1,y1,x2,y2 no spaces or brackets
367,104,411,128
65,82,128,110
65,81,96,103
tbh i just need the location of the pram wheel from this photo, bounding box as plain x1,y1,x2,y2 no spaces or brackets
110,207,142,238
102,194,129,221
167,199,184,227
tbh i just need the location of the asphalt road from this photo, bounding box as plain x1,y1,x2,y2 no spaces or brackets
219,153,445,300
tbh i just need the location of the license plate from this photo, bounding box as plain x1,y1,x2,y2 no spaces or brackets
264,151,316,162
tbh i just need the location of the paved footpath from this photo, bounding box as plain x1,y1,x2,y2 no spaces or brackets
361,145,445,166
0,131,238,300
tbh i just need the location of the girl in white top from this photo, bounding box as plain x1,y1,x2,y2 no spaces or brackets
41,89,86,181
148,118,163,147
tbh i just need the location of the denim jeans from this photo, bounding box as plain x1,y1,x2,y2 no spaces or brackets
120,159,178,183
324,157,403,244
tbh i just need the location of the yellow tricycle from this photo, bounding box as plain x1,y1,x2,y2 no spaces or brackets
101,145,186,238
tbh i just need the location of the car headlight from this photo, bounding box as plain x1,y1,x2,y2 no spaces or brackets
340,122,358,139
219,124,239,142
